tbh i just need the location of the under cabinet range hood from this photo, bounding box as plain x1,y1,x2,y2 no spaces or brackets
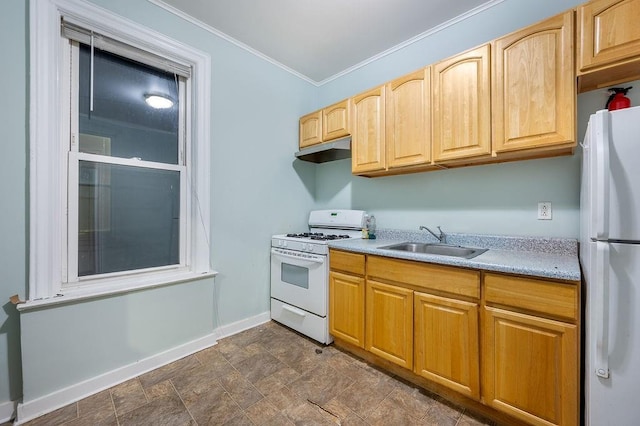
295,136,351,163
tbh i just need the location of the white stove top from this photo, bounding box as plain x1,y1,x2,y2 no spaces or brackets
271,232,360,255
276,231,356,242
272,209,367,255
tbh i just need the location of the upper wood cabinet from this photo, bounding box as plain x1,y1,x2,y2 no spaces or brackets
299,110,322,148
492,11,575,155
432,44,492,163
322,99,350,141
385,67,432,169
299,99,350,149
351,85,386,174
578,0,640,92
300,4,580,174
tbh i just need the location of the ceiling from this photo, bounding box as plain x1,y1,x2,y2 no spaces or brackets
151,0,498,84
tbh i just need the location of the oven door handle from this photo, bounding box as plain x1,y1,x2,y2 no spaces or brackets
282,304,307,318
271,249,325,264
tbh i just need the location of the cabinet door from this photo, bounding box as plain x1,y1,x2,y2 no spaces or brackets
432,44,491,162
578,0,640,73
414,292,480,400
329,271,365,348
385,67,431,169
483,306,578,426
351,86,386,174
365,280,413,369
492,12,575,154
299,110,322,148
323,99,350,141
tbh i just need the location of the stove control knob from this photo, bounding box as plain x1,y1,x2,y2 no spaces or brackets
283,241,287,248
303,243,309,251
308,245,314,252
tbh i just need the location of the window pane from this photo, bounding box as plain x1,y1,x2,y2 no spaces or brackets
78,44,179,164
78,161,180,276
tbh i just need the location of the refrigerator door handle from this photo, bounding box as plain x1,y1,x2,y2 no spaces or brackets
593,112,610,240
595,242,610,379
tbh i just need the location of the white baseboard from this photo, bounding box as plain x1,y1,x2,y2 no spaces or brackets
0,400,16,423
15,311,271,425
215,311,271,340
16,332,218,424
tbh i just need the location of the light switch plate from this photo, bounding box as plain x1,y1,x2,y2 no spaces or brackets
538,202,552,220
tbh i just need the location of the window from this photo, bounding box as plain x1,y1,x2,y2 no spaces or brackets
29,0,212,302
68,38,186,282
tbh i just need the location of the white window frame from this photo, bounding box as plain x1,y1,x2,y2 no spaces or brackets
29,0,213,305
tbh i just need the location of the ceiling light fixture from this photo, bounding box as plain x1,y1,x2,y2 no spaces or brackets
144,94,174,109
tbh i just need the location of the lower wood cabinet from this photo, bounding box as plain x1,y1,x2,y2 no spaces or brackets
329,270,365,348
365,279,413,369
483,306,578,426
482,272,579,426
328,251,580,426
329,249,366,348
414,292,480,400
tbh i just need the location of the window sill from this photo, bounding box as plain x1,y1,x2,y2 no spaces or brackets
17,269,218,312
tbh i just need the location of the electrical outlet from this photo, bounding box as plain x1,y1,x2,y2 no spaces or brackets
538,202,552,220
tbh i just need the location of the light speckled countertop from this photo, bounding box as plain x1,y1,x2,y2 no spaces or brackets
327,229,581,281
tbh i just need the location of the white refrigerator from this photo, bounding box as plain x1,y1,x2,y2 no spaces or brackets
580,106,640,425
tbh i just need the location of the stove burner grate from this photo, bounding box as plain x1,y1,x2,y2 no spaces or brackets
285,232,351,241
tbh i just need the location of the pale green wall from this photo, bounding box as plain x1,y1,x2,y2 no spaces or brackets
20,280,216,399
314,0,588,238
4,0,318,408
0,0,27,407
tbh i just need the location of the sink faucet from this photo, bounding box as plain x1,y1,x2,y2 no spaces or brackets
419,225,446,244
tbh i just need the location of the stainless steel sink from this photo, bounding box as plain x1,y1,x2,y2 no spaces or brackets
378,242,487,259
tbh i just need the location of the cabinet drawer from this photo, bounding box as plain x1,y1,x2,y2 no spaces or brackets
329,249,365,275
484,273,579,321
367,255,480,299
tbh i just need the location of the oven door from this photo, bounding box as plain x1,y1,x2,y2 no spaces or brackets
270,247,327,317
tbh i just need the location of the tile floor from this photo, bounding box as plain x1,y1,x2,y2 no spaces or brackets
18,321,494,425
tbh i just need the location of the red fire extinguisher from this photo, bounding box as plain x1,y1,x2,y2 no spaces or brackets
606,87,632,111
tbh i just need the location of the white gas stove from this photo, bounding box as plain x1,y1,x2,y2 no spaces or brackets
270,210,366,344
